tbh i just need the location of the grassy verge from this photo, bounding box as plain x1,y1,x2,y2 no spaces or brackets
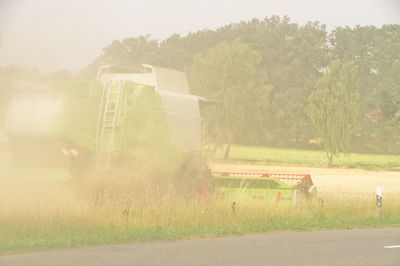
210,145,400,170
1,198,400,255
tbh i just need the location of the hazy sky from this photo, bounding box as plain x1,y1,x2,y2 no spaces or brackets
0,0,399,73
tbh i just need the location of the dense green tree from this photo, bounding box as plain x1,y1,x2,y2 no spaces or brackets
0,65,45,82
77,35,159,79
307,60,359,167
47,70,72,81
330,24,400,153
372,25,400,153
197,16,329,145
155,31,222,71
189,40,270,158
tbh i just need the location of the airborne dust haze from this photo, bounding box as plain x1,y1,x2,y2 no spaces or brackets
0,0,399,256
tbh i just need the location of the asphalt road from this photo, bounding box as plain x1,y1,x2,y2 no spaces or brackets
1,228,400,266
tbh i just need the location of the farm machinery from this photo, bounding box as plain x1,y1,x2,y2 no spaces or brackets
3,65,204,172
1,65,315,202
212,171,315,203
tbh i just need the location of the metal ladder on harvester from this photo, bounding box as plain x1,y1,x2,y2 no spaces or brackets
96,79,124,170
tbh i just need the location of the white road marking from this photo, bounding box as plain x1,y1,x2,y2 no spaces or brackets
384,245,400,249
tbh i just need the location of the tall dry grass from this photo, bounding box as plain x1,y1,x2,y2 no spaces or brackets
1,168,400,255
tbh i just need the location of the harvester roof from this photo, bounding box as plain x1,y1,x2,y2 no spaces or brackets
97,64,190,94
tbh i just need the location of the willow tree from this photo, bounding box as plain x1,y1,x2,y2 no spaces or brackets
307,60,359,167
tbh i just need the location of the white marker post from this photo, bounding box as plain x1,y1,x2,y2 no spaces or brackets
376,186,382,218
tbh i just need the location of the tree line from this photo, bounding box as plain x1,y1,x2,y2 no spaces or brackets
2,16,399,159
79,16,399,156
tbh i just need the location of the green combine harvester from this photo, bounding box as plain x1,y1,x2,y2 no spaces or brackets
1,65,314,201
3,65,203,172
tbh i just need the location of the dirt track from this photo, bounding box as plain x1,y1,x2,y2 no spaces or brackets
210,163,400,198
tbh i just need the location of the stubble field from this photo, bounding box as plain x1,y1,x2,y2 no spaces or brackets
210,163,400,200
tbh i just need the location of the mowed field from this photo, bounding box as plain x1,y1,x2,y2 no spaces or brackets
210,163,400,199
212,144,400,170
